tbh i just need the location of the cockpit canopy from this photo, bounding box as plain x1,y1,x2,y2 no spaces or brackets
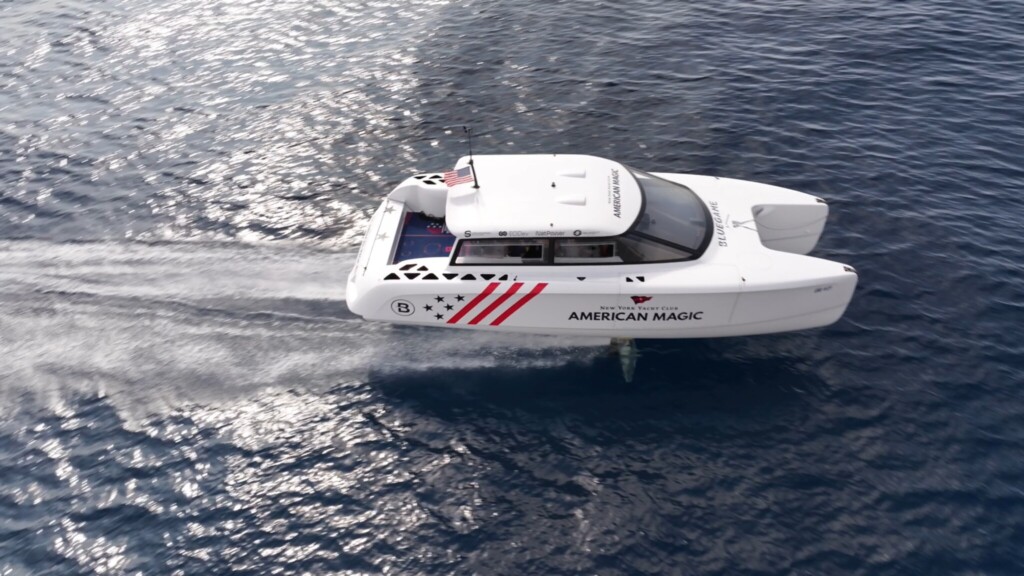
620,167,710,260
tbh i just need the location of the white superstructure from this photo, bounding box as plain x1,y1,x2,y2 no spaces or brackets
347,154,857,340
443,154,642,239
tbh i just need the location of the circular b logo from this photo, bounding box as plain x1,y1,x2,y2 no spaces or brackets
391,299,415,316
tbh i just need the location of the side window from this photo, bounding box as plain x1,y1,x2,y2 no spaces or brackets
453,239,547,265
554,239,619,264
615,233,691,263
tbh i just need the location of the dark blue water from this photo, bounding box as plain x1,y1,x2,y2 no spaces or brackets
3,0,1024,573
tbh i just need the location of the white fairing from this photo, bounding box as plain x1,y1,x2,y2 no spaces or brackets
348,156,857,339
387,174,448,218
443,154,643,239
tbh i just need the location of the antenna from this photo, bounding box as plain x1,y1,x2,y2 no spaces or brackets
464,126,480,189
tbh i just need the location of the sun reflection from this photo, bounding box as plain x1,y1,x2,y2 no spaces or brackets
78,0,457,247
0,0,630,568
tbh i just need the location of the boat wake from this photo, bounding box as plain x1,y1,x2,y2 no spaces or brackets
0,240,606,419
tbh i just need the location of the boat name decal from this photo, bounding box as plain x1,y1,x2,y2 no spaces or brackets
568,310,704,322
610,169,622,218
709,201,727,247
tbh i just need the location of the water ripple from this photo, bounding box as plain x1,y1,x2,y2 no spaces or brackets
2,0,1024,573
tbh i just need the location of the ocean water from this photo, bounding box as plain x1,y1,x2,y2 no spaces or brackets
2,0,1023,573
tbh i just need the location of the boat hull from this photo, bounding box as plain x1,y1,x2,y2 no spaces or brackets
346,261,857,339
346,168,858,339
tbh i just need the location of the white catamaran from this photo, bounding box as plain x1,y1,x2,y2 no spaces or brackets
347,154,857,379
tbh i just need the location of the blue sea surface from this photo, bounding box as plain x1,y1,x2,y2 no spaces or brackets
2,0,1023,574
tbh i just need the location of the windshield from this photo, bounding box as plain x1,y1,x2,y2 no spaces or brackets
626,167,710,254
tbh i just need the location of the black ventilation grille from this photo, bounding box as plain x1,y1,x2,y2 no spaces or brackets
414,173,445,186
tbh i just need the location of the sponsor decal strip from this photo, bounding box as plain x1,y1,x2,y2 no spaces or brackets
447,282,500,324
469,282,523,325
490,282,548,326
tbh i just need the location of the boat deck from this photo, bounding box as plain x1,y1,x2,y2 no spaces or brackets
393,211,456,264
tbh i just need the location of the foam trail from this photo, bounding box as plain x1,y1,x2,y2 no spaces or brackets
0,240,605,419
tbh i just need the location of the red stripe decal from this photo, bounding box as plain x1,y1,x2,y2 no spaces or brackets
469,282,523,325
447,282,500,324
490,282,547,326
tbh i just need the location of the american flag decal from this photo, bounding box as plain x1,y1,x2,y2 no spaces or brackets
446,282,548,326
443,166,474,187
